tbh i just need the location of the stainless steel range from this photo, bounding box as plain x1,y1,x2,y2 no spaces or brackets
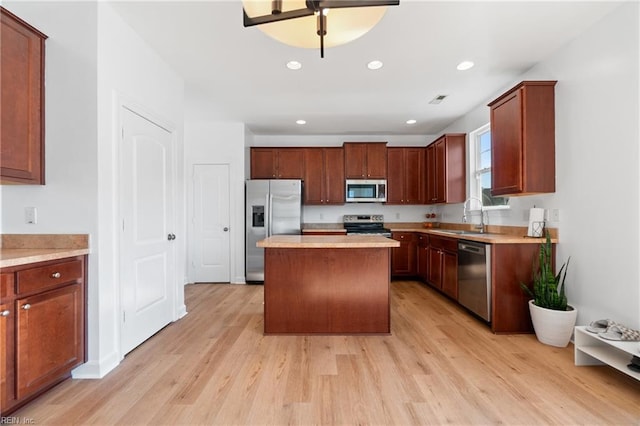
343,214,392,237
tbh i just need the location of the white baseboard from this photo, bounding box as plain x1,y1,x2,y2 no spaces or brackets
71,351,120,379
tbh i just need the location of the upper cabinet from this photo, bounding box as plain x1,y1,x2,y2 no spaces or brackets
387,147,425,205
488,81,557,196
344,142,387,179
303,147,345,205
250,148,305,179
0,7,47,185
425,134,466,204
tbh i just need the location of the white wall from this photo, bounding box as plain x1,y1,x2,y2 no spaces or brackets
185,122,246,284
438,2,639,328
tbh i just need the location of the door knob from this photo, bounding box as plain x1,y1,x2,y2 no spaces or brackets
0,310,10,317
167,234,176,240
223,227,229,232
22,304,31,310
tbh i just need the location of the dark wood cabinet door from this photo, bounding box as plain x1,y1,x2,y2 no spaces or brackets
426,145,436,203
386,148,404,204
490,90,523,195
442,251,458,299
489,81,556,196
344,143,367,178
277,148,305,179
434,139,446,203
405,148,424,204
250,148,277,179
391,232,416,276
366,143,387,178
0,8,47,185
323,148,345,204
427,247,442,289
417,245,429,282
16,284,84,399
426,135,465,204
303,149,324,204
0,301,13,410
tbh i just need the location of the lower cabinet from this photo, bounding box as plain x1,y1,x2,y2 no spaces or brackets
417,234,429,281
0,256,86,415
391,232,417,276
426,235,458,299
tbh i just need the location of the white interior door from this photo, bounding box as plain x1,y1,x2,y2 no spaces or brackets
120,107,175,356
191,164,230,282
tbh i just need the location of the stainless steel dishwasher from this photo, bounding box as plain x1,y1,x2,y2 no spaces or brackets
457,240,491,322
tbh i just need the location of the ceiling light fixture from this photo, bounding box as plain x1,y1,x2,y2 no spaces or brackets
406,119,417,124
242,1,400,58
286,60,302,70
296,119,306,125
367,60,383,70
456,60,474,71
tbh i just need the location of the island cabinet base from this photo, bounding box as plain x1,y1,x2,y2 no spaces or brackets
264,247,391,334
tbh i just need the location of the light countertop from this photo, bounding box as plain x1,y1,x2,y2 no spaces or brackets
391,228,556,244
0,234,90,268
257,235,400,248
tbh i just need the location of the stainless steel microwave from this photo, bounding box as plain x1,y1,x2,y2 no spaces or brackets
345,179,387,203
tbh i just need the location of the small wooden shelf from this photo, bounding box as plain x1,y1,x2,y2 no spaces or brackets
574,326,640,381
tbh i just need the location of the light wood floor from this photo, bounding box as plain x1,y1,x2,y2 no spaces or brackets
12,281,640,425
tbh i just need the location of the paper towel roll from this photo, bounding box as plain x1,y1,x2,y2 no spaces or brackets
527,208,545,237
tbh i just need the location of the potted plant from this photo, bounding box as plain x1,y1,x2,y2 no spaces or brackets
520,231,577,347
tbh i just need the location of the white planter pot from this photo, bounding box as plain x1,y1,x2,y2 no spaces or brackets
528,300,578,347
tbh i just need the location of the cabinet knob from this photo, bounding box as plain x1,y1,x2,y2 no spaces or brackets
22,304,31,310
51,272,61,279
0,310,10,317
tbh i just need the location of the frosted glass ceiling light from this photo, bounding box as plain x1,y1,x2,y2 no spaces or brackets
243,1,400,58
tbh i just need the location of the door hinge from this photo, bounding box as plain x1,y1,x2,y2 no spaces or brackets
123,311,126,323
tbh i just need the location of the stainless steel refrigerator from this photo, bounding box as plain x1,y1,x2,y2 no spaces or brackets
245,179,302,282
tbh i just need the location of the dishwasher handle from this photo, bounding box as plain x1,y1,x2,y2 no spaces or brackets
458,242,485,254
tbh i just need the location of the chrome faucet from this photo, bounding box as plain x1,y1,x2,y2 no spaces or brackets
462,196,485,233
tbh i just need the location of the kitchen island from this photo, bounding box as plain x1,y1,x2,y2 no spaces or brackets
257,235,400,334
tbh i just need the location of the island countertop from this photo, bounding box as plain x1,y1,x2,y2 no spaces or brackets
257,235,400,248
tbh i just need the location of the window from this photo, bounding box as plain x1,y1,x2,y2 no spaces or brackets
469,123,509,208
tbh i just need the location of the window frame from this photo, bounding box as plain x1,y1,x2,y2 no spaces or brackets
468,123,509,211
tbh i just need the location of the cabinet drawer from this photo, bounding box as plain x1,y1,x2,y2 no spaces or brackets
392,232,416,242
429,236,457,252
15,260,83,295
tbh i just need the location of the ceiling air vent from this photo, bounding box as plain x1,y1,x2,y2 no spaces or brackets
429,95,447,105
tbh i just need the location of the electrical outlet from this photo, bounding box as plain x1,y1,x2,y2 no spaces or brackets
395,212,400,220
545,208,560,222
319,213,324,220
25,206,37,224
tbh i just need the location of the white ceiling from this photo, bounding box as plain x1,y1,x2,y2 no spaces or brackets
109,0,623,136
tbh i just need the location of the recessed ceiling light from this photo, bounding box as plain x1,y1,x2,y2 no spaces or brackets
286,61,302,70
367,60,383,70
296,119,306,125
456,61,474,71
406,119,417,125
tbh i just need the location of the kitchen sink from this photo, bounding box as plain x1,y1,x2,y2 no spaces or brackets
434,229,489,236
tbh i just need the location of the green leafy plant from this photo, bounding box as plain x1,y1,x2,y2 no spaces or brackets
520,231,570,311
